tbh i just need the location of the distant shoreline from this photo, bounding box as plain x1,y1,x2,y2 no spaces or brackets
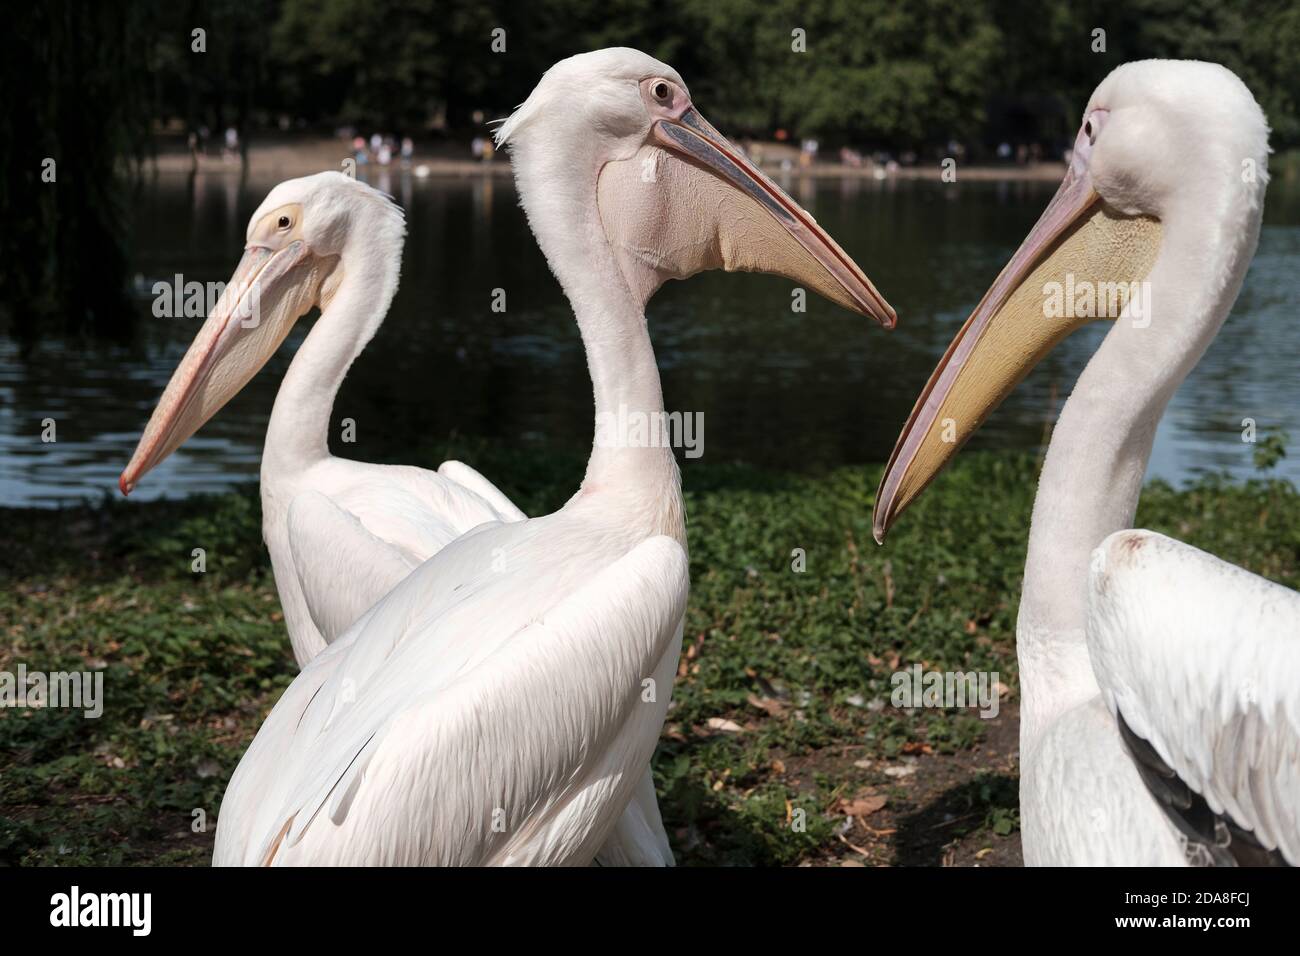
142,137,1070,183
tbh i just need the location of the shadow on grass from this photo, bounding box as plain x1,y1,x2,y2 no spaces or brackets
893,772,1019,866
661,777,792,867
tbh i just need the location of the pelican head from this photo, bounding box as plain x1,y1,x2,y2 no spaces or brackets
871,60,1270,541
495,48,895,324
120,173,405,494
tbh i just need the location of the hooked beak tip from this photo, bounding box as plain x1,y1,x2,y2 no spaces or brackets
118,473,133,497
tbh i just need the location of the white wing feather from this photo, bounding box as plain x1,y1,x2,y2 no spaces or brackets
436,460,527,521
285,459,524,645
1087,529,1300,864
216,534,688,866
286,491,420,642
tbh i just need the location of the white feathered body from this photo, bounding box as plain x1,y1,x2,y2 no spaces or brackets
215,488,687,866
260,455,524,664
1084,529,1300,865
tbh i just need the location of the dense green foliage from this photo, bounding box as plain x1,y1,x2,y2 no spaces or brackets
10,0,1299,149
3,450,1297,865
6,0,1297,340
159,0,1300,149
159,0,1300,147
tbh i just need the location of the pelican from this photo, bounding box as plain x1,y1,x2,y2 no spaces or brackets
119,172,524,668
871,60,1295,865
201,48,893,865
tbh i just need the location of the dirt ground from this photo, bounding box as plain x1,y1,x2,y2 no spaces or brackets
791,705,1023,867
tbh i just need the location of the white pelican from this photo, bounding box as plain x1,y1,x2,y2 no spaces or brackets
199,48,893,865
871,60,1294,865
119,172,524,668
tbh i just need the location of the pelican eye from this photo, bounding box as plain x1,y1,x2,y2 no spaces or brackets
278,215,291,229
652,81,670,101
1084,120,1093,141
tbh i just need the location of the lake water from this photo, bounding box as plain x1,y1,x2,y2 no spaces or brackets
3,169,1299,507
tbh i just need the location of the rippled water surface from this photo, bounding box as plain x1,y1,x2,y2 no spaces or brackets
3,170,1299,506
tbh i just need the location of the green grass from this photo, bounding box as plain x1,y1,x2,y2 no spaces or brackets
2,448,1298,866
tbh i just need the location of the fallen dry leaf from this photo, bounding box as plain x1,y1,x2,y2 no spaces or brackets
838,792,887,817
747,693,788,718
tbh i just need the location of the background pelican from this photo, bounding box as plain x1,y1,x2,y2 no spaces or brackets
119,172,524,667
209,48,893,865
871,60,1294,865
